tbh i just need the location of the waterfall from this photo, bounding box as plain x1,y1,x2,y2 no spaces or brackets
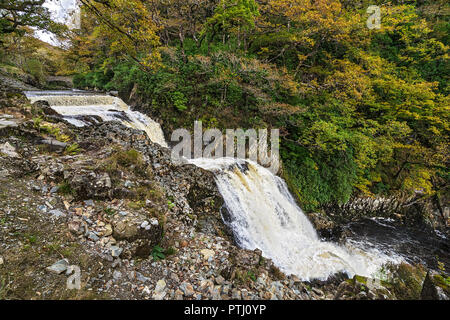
189,158,402,280
25,91,168,148
25,90,403,280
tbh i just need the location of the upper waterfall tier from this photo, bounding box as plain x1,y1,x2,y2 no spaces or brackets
25,91,168,148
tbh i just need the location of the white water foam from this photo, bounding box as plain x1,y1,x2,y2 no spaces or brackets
190,157,403,280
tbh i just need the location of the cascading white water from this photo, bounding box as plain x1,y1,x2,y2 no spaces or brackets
25,91,168,148
190,158,402,280
25,90,403,280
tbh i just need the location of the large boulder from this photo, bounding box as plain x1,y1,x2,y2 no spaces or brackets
112,214,163,258
31,100,60,117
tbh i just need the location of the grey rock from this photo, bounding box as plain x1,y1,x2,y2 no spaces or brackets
0,142,20,158
124,180,133,188
40,139,67,151
46,259,69,274
113,270,122,280
110,246,123,258
180,282,195,297
136,272,150,283
50,186,59,193
215,275,225,285
87,232,100,242
421,271,449,300
84,199,95,207
49,209,66,218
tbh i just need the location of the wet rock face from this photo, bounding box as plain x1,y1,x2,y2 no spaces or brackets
183,164,225,236
421,271,450,300
323,194,449,235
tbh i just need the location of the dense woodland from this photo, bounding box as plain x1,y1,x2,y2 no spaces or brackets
1,0,449,211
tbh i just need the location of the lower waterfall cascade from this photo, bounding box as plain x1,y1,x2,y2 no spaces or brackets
189,158,403,280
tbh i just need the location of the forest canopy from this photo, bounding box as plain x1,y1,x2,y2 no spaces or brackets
2,0,448,211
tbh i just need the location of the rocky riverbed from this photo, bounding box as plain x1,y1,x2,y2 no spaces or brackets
0,80,448,300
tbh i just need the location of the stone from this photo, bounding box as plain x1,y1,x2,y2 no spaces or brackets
124,180,133,188
112,215,163,257
68,221,82,234
174,289,184,300
0,142,20,158
0,256,4,265
113,220,139,240
312,287,324,296
170,272,180,282
215,275,225,285
180,282,195,297
200,249,215,261
87,232,100,242
40,139,68,151
50,186,59,194
153,279,167,300
103,224,113,237
180,240,188,248
232,289,242,299
113,270,122,280
110,246,123,258
84,200,95,207
49,209,66,218
46,259,69,274
112,259,121,269
136,272,150,283
140,221,149,229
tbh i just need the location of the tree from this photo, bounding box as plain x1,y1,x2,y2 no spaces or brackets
79,0,162,70
0,0,59,36
204,0,259,48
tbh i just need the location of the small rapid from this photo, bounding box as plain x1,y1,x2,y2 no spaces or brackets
25,90,168,148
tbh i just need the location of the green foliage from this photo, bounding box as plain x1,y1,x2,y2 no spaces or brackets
0,0,63,36
57,182,74,196
204,0,259,41
69,0,449,212
386,263,427,300
104,208,116,216
23,58,46,84
151,245,166,262
65,143,82,155
171,91,188,112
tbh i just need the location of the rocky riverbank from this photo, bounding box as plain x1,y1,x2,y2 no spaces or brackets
0,79,448,300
